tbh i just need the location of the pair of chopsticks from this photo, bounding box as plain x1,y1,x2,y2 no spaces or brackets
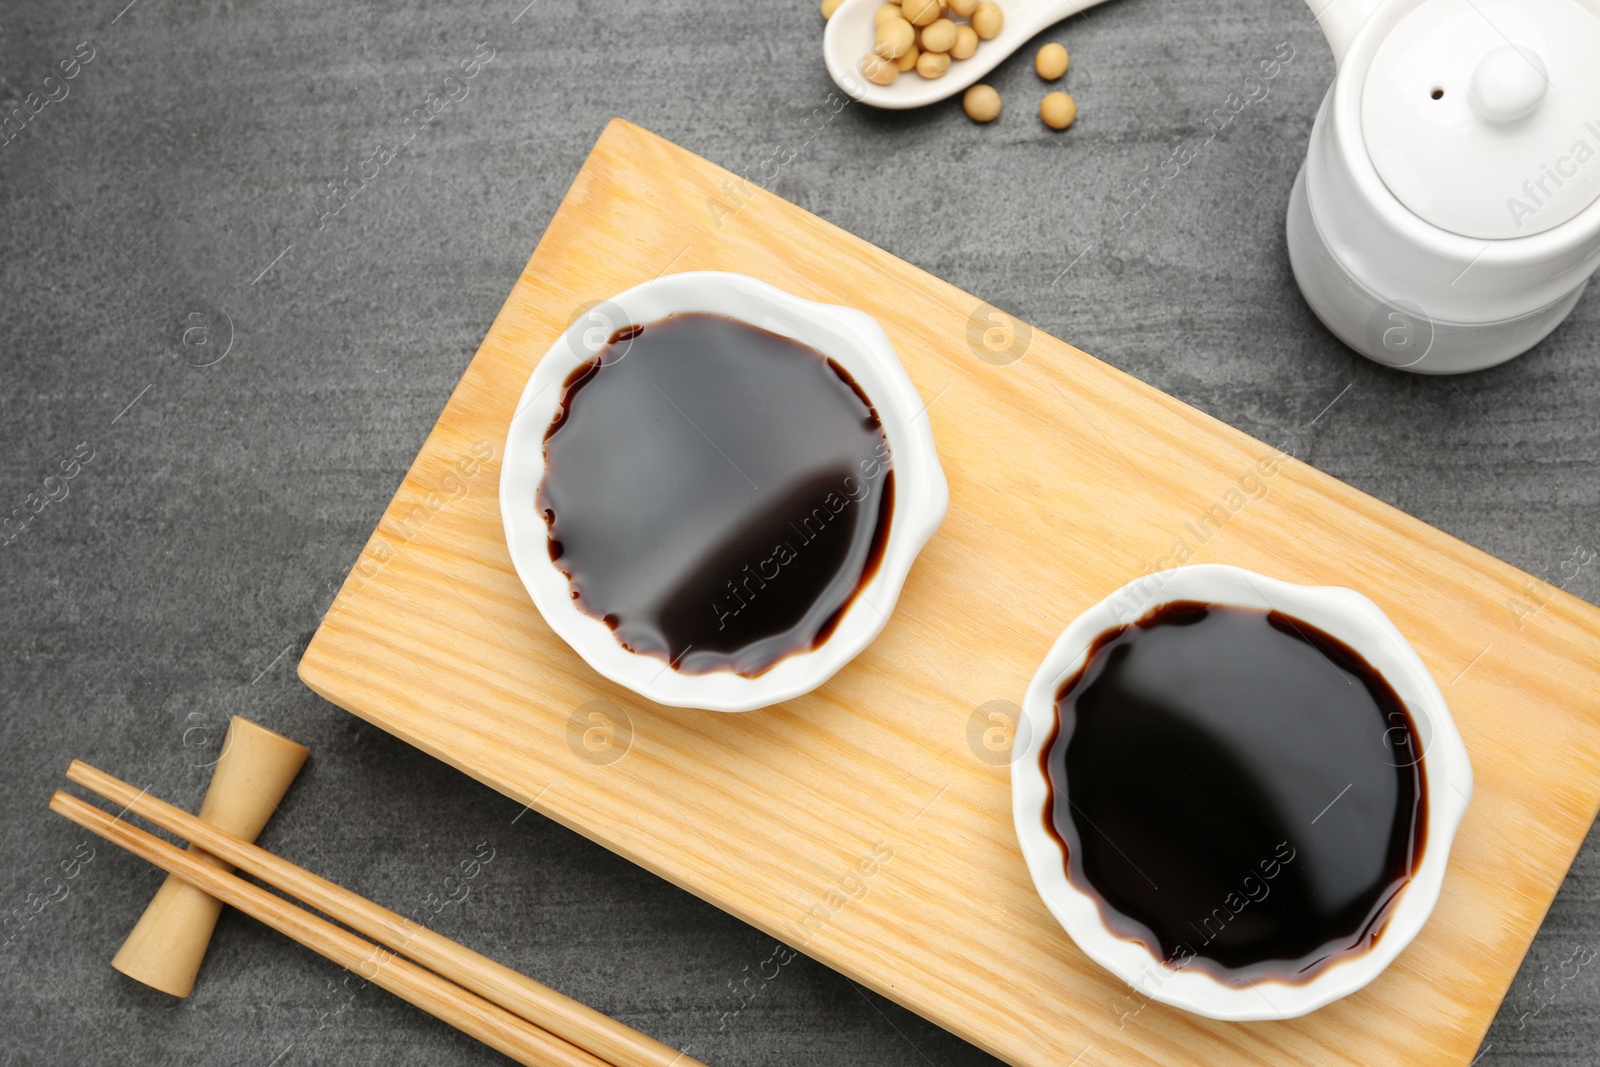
51,762,702,1067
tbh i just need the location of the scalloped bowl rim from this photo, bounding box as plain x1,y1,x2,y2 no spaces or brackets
499,271,950,712
1011,563,1474,1020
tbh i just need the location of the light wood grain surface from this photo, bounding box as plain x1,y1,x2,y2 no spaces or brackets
298,119,1600,1067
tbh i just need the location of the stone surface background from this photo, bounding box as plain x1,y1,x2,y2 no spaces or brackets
1,0,1596,1063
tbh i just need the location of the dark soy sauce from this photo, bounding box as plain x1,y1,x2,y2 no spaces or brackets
538,313,894,678
1041,601,1427,984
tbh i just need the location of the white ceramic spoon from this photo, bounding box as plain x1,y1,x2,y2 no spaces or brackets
823,0,1114,109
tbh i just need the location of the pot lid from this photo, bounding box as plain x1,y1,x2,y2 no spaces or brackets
1361,0,1600,240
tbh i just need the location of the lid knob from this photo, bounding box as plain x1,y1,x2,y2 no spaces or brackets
1361,0,1600,238
1467,45,1549,124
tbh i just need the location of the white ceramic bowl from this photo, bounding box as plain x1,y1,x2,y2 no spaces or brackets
499,271,949,712
1011,564,1473,1020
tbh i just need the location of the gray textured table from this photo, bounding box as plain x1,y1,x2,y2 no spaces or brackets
3,0,1597,1063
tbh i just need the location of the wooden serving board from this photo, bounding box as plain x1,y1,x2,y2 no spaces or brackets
299,119,1600,1066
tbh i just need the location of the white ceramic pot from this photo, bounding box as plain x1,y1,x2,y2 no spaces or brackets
499,272,949,713
1011,564,1473,1020
1289,0,1600,372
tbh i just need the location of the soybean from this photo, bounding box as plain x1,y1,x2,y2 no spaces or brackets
963,83,1002,122
916,50,952,77
1041,90,1076,129
853,0,1013,97
949,24,978,59
920,17,957,52
875,16,915,58
971,1,1003,39
862,52,899,85
1036,42,1068,80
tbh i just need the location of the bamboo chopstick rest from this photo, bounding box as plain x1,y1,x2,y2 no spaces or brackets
111,716,309,996
68,760,700,1067
52,791,612,1067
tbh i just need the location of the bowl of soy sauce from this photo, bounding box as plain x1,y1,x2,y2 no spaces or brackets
1011,563,1473,1020
500,271,949,712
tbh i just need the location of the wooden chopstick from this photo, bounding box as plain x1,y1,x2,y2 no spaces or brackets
61,762,700,1067
50,790,610,1067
